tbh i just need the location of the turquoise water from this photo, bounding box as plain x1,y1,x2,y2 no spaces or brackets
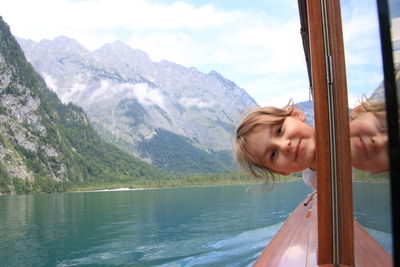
0,181,392,266
353,181,393,254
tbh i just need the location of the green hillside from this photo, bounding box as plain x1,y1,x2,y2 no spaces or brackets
138,128,235,175
0,17,169,194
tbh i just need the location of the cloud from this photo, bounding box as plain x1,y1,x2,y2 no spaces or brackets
179,97,213,109
42,72,59,92
1,0,242,49
129,83,165,109
0,0,309,108
89,79,111,102
340,0,383,99
63,82,87,104
42,72,88,104
243,73,310,108
88,80,165,108
1,0,381,108
342,7,381,66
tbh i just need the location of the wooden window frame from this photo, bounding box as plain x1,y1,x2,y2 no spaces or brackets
307,0,354,265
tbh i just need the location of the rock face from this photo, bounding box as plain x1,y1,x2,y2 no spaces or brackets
17,36,258,170
0,24,66,187
0,17,167,194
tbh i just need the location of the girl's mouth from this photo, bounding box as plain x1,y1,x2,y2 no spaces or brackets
358,136,369,159
295,138,302,161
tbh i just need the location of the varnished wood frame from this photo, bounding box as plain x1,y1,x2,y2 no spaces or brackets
307,0,354,265
325,0,354,264
307,0,333,262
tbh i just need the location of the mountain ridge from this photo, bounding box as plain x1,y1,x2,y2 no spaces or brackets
0,17,169,194
18,35,258,173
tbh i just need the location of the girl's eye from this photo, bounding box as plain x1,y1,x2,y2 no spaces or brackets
271,151,277,161
276,125,282,136
377,121,387,133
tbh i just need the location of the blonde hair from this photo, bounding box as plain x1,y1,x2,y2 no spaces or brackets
351,100,386,130
235,105,293,181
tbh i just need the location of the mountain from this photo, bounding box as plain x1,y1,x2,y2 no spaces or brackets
370,64,400,101
295,100,314,127
296,65,400,127
17,36,258,173
0,17,169,194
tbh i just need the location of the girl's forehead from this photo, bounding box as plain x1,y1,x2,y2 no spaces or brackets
352,111,375,124
352,111,387,129
258,116,286,127
253,123,278,134
355,111,379,120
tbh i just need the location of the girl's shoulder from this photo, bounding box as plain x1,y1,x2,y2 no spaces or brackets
303,168,317,189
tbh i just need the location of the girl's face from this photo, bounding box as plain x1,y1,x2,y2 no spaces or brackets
246,116,316,175
350,111,389,173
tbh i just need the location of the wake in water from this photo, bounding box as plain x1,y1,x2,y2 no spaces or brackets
159,222,284,267
364,226,393,255
57,222,283,267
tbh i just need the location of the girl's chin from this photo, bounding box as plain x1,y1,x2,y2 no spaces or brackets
353,162,388,173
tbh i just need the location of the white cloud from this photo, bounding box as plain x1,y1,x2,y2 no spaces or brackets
89,79,111,102
342,11,380,66
88,80,165,108
63,82,87,104
179,97,213,108
243,73,310,108
42,72,59,92
0,0,309,107
42,72,87,104
1,0,381,108
1,0,242,49
129,83,165,109
340,0,383,100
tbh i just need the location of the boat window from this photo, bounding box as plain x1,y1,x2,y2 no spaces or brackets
341,0,394,257
297,0,396,264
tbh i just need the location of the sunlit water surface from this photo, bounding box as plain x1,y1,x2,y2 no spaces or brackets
0,181,391,266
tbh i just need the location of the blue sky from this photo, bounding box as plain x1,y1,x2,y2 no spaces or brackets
1,0,384,108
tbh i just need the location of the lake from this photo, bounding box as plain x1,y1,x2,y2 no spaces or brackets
0,181,392,266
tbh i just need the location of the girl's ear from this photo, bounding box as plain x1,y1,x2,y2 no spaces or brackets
273,170,290,176
287,107,306,122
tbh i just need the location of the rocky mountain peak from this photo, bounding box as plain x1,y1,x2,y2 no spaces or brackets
40,36,89,56
0,17,168,194
208,70,239,91
93,40,154,79
96,40,149,59
17,35,259,174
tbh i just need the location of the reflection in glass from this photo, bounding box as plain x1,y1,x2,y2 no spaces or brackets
393,17,400,64
341,0,393,256
391,1,400,129
349,99,392,254
350,100,389,173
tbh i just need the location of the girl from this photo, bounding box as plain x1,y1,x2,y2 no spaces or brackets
350,100,388,173
235,103,317,189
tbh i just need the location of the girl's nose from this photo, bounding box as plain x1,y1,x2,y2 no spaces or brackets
281,139,291,154
371,135,386,151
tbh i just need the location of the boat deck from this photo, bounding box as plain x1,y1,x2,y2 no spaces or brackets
254,195,392,266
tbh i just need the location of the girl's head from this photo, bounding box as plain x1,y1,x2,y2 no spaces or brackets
235,104,316,180
350,100,386,125
350,100,388,173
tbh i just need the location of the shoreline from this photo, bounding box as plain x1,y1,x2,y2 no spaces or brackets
69,179,304,193
2,177,389,196
73,187,147,193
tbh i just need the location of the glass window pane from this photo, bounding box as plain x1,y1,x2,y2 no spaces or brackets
341,0,393,255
